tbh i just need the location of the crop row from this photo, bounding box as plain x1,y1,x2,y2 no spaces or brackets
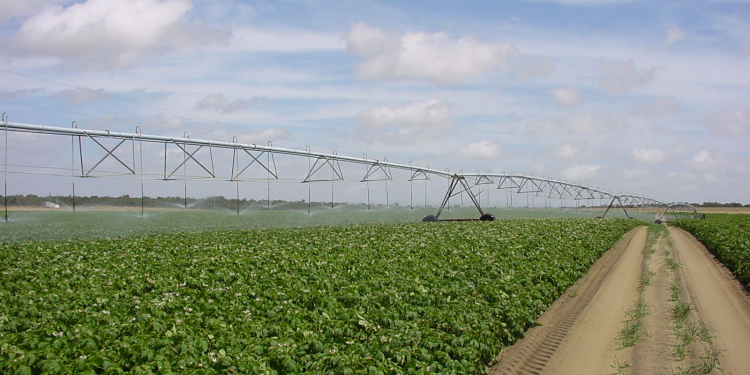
672,215,750,289
0,219,641,374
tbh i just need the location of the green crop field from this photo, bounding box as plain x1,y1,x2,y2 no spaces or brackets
0,218,641,374
0,206,645,244
673,214,750,289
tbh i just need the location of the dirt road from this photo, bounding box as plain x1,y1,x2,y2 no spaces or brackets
488,226,750,375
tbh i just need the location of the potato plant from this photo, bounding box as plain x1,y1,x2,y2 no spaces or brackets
0,219,640,374
673,214,750,289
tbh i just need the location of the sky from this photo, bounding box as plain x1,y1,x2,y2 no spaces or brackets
1,0,749,206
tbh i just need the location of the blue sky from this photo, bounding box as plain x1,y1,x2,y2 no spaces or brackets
1,0,749,205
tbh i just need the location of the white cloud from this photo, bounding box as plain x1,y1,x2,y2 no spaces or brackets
630,97,680,117
664,24,686,45
222,100,248,114
549,88,581,108
570,116,605,133
632,148,667,164
596,59,655,94
678,149,750,190
552,141,598,161
353,98,453,144
0,0,66,23
241,128,289,143
184,123,289,145
513,56,555,80
230,27,344,52
54,87,108,105
705,108,750,135
686,150,716,173
455,140,503,159
195,94,270,113
525,112,623,134
0,88,46,99
345,22,519,85
554,142,581,160
560,164,600,181
196,94,226,110
345,22,399,57
565,116,606,133
139,115,187,130
7,0,229,69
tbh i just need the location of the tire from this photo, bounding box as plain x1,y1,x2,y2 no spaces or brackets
480,213,495,221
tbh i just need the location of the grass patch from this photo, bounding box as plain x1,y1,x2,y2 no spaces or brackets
610,357,632,374
671,302,693,326
694,347,722,374
696,322,712,342
644,224,666,257
619,299,649,348
672,348,722,375
640,269,655,288
669,282,682,301
666,256,681,270
673,342,688,361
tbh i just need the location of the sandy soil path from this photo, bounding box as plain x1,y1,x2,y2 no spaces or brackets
488,226,750,375
670,227,750,375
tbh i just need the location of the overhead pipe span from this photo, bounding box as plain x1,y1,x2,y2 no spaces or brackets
1,120,695,220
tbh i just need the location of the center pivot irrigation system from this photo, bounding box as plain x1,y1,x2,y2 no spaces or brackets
2,114,696,223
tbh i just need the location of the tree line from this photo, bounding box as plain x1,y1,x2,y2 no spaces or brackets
1,194,391,210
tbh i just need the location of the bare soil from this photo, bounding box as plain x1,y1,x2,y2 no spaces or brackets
488,226,750,375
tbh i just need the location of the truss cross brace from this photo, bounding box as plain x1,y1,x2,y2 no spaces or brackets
517,178,543,195
231,147,278,181
303,156,344,183
409,169,429,181
361,162,392,182
82,134,135,177
164,141,215,180
658,206,680,223
474,175,494,186
435,175,484,220
601,196,631,219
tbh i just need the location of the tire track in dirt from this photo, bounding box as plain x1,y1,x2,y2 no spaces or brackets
489,225,750,375
488,227,646,374
669,227,750,375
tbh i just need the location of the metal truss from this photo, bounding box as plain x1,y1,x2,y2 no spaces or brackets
303,152,344,183
361,157,393,182
230,140,278,182
2,119,695,221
